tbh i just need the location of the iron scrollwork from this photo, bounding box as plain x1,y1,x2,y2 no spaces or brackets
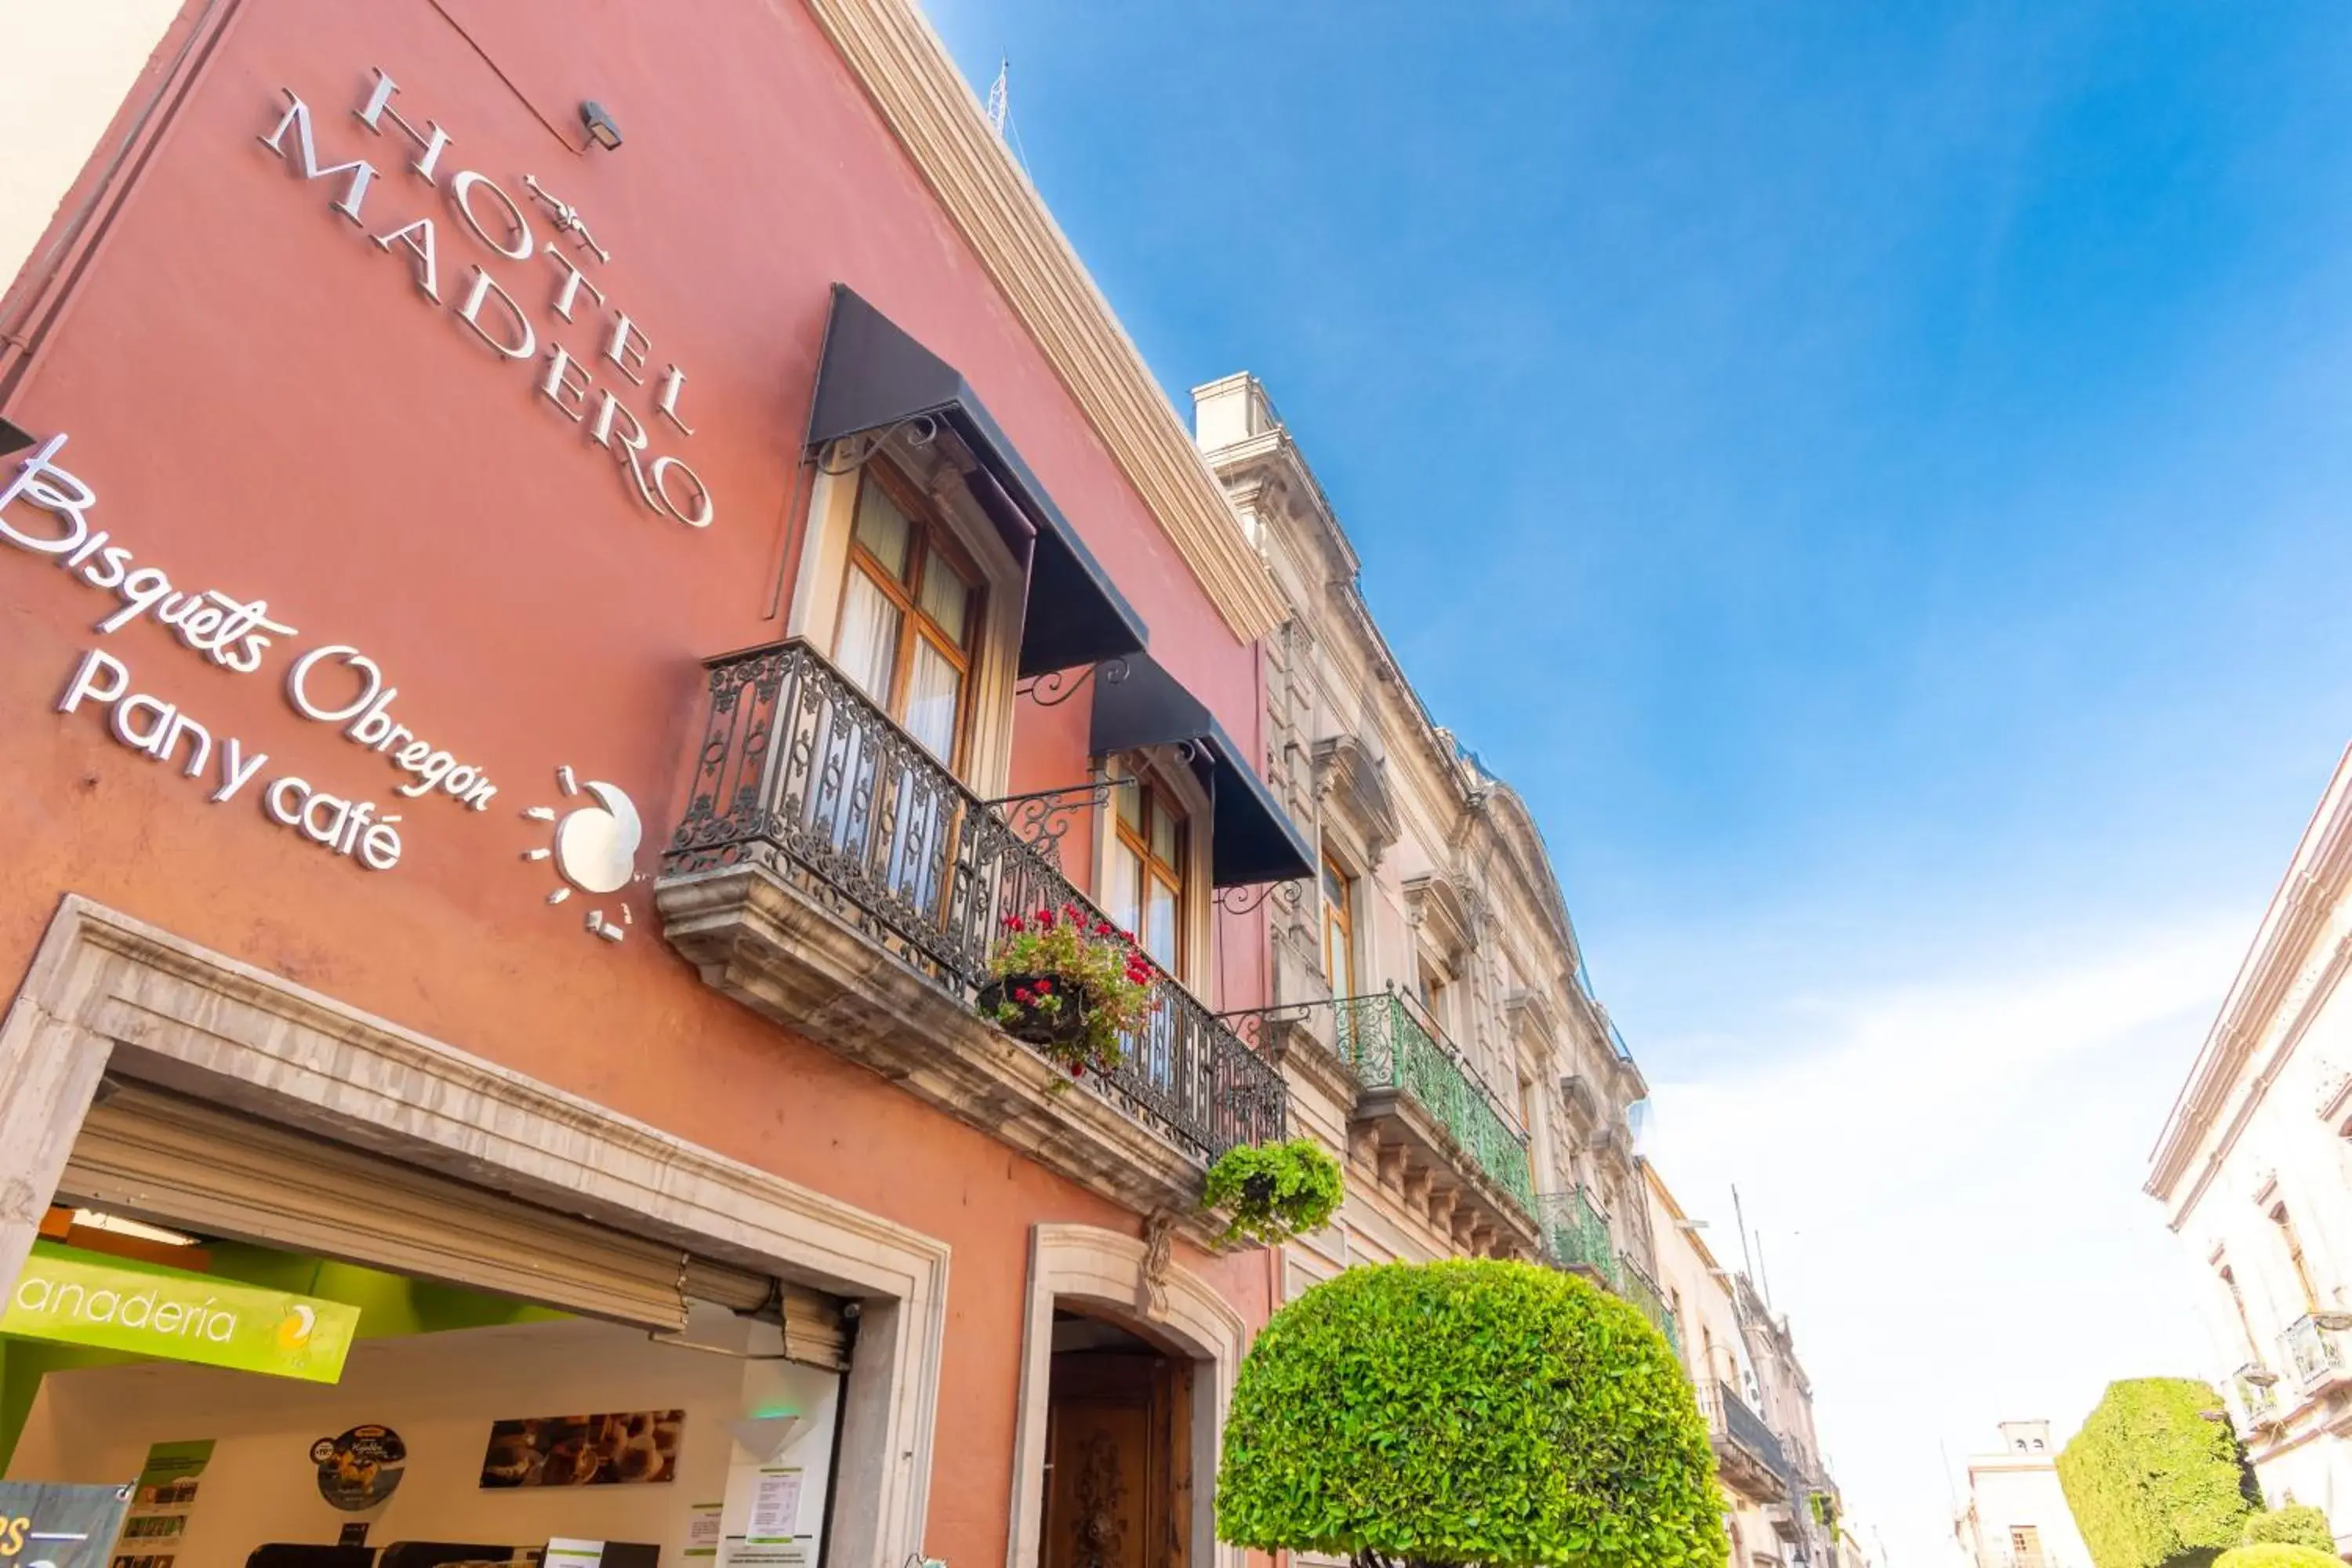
1214,877,1305,916
815,414,939,475
982,777,1133,871
1017,655,1131,709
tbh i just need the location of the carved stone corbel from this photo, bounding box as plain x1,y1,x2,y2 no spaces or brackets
1135,1210,1175,1319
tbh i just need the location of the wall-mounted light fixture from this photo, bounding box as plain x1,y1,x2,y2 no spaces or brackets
0,417,33,457
580,101,623,151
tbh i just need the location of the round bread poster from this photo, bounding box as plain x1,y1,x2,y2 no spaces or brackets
311,1425,407,1512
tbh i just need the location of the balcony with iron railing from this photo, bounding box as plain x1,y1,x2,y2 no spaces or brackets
1225,985,1541,1255
1336,990,1534,1203
1616,1252,1682,1356
1708,1379,1795,1504
2231,1361,2283,1431
2283,1313,2352,1395
1535,1186,1617,1288
654,640,1287,1229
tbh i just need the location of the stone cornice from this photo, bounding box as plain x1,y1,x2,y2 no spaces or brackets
2149,742,2352,1203
802,0,1284,641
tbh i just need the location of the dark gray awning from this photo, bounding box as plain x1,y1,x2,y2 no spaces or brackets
1089,653,1316,888
804,285,1149,679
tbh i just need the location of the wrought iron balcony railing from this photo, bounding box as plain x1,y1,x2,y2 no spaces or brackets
1710,1380,1795,1486
2232,1362,2281,1425
1535,1187,1618,1287
1334,989,1534,1210
2284,1314,2351,1392
660,639,1286,1163
1617,1252,1682,1356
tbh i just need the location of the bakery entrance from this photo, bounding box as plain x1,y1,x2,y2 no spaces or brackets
0,1084,852,1568
1037,1309,1192,1568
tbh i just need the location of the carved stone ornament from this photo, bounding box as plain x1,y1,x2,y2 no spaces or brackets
1136,1211,1174,1319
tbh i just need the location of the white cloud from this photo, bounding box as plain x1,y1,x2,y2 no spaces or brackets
1645,916,2248,1568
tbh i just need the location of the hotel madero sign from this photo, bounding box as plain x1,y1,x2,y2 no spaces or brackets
258,67,714,531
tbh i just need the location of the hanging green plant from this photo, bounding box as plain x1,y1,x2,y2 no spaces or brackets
1201,1138,1344,1247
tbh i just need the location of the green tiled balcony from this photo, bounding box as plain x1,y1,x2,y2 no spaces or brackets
1335,991,1535,1210
1534,1186,1620,1288
1617,1253,1682,1356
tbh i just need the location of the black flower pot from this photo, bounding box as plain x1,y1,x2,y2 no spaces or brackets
979,974,1092,1053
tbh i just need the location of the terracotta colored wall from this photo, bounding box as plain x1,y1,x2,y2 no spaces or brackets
0,0,1273,1559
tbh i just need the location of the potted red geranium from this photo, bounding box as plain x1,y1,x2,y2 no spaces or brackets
979,902,1156,1080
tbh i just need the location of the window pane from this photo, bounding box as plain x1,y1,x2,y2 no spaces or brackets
1323,857,1348,906
903,637,963,760
1116,771,1143,831
853,478,913,579
916,555,973,647
835,569,902,703
1105,842,1142,938
1145,873,1178,969
1149,793,1179,867
1327,920,1353,993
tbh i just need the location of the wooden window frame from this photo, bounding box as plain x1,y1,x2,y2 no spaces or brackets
1111,767,1192,972
1321,853,1356,995
2272,1203,2322,1314
834,460,986,770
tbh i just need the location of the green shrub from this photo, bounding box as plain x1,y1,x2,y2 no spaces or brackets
2245,1508,2336,1555
1217,1258,1726,1568
2213,1545,2339,1568
2057,1378,2259,1568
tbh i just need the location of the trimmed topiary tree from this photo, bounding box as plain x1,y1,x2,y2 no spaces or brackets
1217,1258,1727,1568
2057,1379,2260,1568
2245,1508,2336,1556
2213,1546,2340,1568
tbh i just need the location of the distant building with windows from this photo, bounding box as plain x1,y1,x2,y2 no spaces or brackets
1646,1164,1849,1568
1955,1421,2092,1568
2148,745,2352,1546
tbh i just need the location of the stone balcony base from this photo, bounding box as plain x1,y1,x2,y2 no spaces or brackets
1713,1436,1789,1505
1348,1085,1542,1259
657,861,1226,1246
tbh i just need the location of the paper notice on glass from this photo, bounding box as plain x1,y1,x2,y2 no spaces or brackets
745,1468,803,1544
720,1544,807,1568
685,1504,723,1560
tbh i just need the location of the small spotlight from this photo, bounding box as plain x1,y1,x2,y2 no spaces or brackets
580,100,622,151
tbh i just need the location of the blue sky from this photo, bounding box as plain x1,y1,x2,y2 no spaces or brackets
928,4,2352,1562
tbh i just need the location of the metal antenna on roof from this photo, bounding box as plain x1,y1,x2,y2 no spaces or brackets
985,56,1011,136
982,55,1033,172
1733,1184,1757,1283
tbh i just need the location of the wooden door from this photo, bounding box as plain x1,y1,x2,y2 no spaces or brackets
1041,1352,1190,1568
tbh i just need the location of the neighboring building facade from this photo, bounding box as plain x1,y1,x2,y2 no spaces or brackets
1955,1421,2094,1568
0,4,1314,1568
1193,371,1855,1551
1192,373,1664,1310
2149,745,2352,1544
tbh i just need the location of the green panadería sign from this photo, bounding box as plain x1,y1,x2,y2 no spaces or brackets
2,1243,358,1382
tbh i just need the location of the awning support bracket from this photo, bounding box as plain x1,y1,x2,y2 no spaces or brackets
1018,655,1130,708
815,413,939,475
983,777,1133,871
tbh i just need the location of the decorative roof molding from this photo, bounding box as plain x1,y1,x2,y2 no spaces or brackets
2149,742,2352,1203
800,0,1285,642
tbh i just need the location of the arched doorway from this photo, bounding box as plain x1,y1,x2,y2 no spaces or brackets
1007,1224,1248,1568
1041,1307,1195,1568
